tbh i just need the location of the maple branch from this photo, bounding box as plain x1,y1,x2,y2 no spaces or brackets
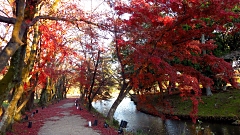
11,0,25,45
29,16,99,27
30,15,119,34
172,37,193,46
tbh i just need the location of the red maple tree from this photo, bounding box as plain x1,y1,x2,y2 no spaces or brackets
113,0,239,123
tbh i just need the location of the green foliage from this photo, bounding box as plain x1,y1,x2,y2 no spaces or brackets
202,18,214,26
182,24,191,31
200,1,210,8
112,119,119,127
232,5,240,13
2,101,9,108
105,118,119,128
213,32,240,57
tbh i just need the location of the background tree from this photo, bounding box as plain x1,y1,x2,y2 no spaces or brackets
0,0,42,132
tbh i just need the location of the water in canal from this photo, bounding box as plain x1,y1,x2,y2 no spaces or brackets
92,97,240,135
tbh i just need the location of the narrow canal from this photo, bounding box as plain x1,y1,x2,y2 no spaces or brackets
92,97,240,135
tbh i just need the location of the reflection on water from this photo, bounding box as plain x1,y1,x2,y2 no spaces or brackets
92,97,240,135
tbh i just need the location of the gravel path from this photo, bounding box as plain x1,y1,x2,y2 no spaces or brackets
38,102,101,135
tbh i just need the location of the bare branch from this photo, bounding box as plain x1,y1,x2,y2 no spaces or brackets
29,16,99,27
0,15,16,24
0,10,10,17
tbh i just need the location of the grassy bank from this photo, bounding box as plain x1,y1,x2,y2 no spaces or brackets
135,89,240,123
171,90,240,122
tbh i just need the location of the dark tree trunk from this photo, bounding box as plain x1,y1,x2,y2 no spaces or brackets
87,50,101,111
0,83,25,133
107,84,131,123
0,0,26,72
25,92,35,111
0,41,26,133
0,50,23,111
39,88,47,106
79,85,84,101
0,1,41,134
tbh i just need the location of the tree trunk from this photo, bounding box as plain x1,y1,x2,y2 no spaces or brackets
15,75,39,117
1,39,38,132
39,88,47,106
80,87,87,102
0,84,24,134
62,76,67,99
15,21,40,114
201,34,213,96
0,1,40,133
79,85,84,101
0,107,5,120
25,92,35,111
106,21,132,123
0,41,27,133
56,77,63,100
206,86,213,96
0,0,26,72
107,84,131,123
88,97,93,111
0,50,23,110
0,3,40,129
87,50,101,111
35,89,39,100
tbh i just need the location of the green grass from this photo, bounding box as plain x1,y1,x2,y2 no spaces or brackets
171,89,240,119
137,89,240,121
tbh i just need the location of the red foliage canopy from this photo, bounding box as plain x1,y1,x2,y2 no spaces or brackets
114,0,239,122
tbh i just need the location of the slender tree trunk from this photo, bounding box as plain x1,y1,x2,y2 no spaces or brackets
206,86,213,96
158,81,164,105
106,20,132,123
62,76,67,99
39,88,47,106
57,77,63,100
79,85,84,100
63,78,67,99
25,92,35,111
35,89,39,100
201,34,213,96
87,50,101,111
107,84,131,122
